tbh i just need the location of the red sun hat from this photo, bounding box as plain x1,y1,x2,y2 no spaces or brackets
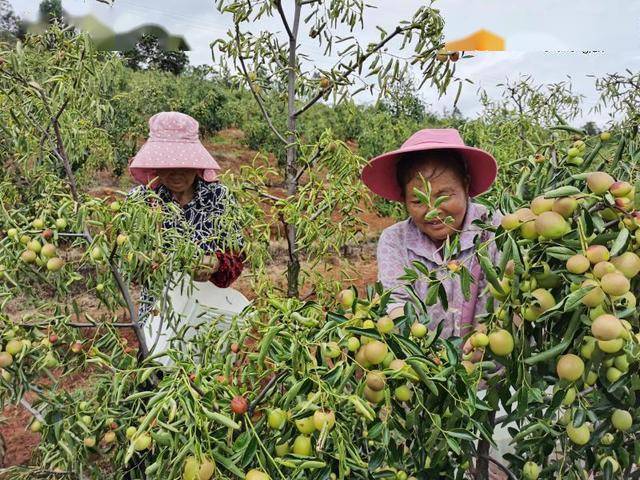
129,111,221,185
361,128,498,201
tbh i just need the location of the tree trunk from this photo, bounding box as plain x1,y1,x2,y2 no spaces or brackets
285,2,302,298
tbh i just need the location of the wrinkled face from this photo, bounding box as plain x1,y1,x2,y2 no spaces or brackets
403,161,468,242
156,168,198,194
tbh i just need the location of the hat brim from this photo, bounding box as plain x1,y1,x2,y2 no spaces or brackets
129,140,220,185
361,144,498,201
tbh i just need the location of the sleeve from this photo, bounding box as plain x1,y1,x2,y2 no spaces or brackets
209,251,245,288
204,183,246,288
377,227,413,312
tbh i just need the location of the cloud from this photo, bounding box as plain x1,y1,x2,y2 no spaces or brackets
507,32,572,52
8,0,638,126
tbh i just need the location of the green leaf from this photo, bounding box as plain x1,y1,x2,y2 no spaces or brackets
445,435,462,455
543,186,582,198
240,435,258,467
478,252,505,295
545,246,576,261
460,266,472,301
368,449,386,471
572,408,585,428
516,388,529,417
447,430,477,442
425,283,440,306
442,339,459,367
388,333,423,358
560,287,587,313
411,260,431,277
524,310,581,364
437,283,449,310
212,450,246,478
610,228,629,256
433,195,450,208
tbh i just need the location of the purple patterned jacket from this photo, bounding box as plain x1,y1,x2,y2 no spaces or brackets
377,202,503,339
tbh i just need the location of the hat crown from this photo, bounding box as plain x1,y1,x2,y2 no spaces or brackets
402,128,465,149
148,111,199,142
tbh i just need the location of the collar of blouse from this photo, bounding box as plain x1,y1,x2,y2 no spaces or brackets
405,202,492,264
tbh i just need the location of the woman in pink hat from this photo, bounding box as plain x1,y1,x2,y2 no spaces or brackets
363,128,506,478
362,128,502,339
128,111,245,321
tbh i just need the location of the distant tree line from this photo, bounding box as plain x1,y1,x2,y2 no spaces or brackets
0,0,188,74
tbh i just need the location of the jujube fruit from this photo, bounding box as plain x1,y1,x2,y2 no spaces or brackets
312,410,335,431
531,196,554,215
586,245,609,264
488,329,514,356
611,409,632,431
523,461,540,480
611,252,640,278
556,354,584,382
231,396,249,415
566,254,590,274
586,172,615,194
535,211,568,239
591,314,624,340
395,384,413,402
592,261,615,279
245,470,270,480
600,272,630,296
366,370,386,391
295,416,316,434
552,197,578,218
364,341,388,364
363,385,385,403
292,434,312,456
566,423,590,445
580,280,605,307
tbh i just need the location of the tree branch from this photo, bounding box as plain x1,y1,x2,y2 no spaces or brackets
294,146,323,183
274,0,293,40
242,184,285,202
476,454,517,480
76,229,148,358
309,201,332,222
247,371,287,417
68,322,141,328
234,26,288,145
33,87,80,201
294,26,404,118
20,398,45,423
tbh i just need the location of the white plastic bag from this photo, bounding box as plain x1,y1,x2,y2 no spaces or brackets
142,274,251,365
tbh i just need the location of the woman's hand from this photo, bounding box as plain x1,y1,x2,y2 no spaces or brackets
462,337,484,363
193,254,220,282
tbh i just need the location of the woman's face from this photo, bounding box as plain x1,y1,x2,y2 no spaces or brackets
403,162,468,242
156,168,198,194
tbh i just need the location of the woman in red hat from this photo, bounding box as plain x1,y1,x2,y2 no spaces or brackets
128,111,245,323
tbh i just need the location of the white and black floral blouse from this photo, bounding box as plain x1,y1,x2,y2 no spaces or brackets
129,177,246,321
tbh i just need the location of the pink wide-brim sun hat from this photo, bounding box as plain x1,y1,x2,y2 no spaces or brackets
129,111,220,185
361,128,498,201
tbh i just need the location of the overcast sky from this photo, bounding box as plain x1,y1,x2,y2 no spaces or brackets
9,0,640,126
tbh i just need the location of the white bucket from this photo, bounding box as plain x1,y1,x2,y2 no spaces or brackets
142,274,251,365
